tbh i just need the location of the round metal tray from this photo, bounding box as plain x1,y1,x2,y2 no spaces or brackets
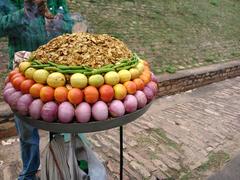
15,102,152,133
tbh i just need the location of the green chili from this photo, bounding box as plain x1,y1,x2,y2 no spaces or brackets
113,62,129,69
44,67,59,71
58,69,87,74
57,65,69,69
101,64,114,68
83,66,93,71
119,59,129,64
31,64,49,68
31,62,38,65
130,59,138,64
91,68,115,74
33,60,42,65
27,56,35,62
48,61,59,67
58,66,85,70
83,72,93,76
116,64,137,71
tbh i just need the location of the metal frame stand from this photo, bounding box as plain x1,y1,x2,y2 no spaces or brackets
120,126,123,180
49,126,124,180
49,132,54,141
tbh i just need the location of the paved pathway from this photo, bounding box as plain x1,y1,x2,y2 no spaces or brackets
0,77,240,180
86,76,240,179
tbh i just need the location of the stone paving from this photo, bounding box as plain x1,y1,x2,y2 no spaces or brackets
87,76,240,179
0,76,240,180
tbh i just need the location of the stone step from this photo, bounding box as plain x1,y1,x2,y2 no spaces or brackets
0,121,17,140
0,102,13,121
2,163,19,180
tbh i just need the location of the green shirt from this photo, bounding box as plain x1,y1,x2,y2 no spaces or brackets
0,0,73,69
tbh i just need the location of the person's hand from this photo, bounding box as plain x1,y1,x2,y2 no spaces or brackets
14,51,31,68
45,13,64,35
24,0,54,20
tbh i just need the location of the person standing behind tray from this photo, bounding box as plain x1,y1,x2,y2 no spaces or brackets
0,0,72,179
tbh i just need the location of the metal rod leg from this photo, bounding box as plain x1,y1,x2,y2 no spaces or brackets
120,126,123,180
49,132,54,141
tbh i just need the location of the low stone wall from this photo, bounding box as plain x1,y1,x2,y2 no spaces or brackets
157,60,240,97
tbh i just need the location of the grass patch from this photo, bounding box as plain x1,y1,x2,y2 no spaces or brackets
147,149,159,160
231,51,240,57
205,53,218,63
180,151,230,180
197,151,230,172
210,0,220,6
134,129,229,179
164,65,177,74
151,128,180,150
68,0,240,73
136,134,157,147
180,171,193,180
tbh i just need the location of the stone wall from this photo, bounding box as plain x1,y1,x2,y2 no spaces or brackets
157,61,240,97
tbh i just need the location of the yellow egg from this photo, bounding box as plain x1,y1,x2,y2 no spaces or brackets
33,69,49,84
129,68,140,80
70,73,88,89
89,74,104,88
118,70,131,83
19,62,31,72
104,71,120,86
24,67,36,79
47,72,66,88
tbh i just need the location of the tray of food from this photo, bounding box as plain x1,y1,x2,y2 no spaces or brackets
14,102,152,133
3,33,158,132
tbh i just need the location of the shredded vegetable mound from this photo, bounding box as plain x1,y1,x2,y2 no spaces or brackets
32,32,133,68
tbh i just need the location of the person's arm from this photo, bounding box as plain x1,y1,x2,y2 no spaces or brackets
0,0,29,37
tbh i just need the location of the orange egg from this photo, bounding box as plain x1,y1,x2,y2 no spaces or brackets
20,79,35,94
142,70,151,77
133,78,145,90
12,76,26,90
54,87,68,103
144,66,150,72
113,84,127,100
68,88,83,105
140,74,151,85
10,73,23,83
99,85,114,103
30,83,44,98
124,81,137,94
40,86,55,102
8,69,19,80
84,86,99,104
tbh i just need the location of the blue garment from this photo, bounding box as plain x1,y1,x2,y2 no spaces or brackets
14,115,91,180
14,116,40,180
3,0,72,179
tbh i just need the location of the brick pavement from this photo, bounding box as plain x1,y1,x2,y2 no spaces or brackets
87,76,240,179
0,77,240,179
